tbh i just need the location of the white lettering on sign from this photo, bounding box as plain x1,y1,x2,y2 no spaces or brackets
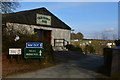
9,48,22,55
28,44,32,46
36,14,51,26
39,50,42,56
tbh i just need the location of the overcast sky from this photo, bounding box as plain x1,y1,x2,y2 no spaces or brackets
14,2,118,39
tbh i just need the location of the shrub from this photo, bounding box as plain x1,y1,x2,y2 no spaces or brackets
2,32,54,64
74,46,83,52
88,45,95,54
83,45,95,54
71,40,107,55
115,40,120,46
65,44,74,50
42,40,54,63
65,44,83,52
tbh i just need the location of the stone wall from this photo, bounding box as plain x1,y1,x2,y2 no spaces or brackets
6,22,71,47
6,23,33,35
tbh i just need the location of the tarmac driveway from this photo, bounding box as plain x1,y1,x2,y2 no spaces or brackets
6,51,106,78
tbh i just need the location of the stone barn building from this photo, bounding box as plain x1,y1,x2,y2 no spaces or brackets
2,7,71,51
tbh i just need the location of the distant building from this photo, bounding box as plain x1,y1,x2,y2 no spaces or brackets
106,40,115,48
74,39,79,42
2,7,71,51
76,39,115,48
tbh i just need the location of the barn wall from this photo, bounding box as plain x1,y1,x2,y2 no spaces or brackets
6,22,71,46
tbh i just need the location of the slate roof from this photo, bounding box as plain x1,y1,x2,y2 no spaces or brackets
2,7,71,30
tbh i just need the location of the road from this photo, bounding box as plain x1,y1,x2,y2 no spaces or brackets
6,51,106,78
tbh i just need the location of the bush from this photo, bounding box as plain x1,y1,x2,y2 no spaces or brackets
71,40,107,55
115,39,120,46
65,44,83,52
83,45,95,54
42,40,54,63
88,45,95,54
2,32,54,64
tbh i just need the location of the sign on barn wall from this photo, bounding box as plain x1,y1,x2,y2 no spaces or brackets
36,14,51,26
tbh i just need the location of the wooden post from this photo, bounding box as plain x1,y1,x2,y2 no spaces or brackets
67,41,69,45
39,58,41,64
10,56,13,63
17,56,20,64
63,39,65,46
54,39,56,46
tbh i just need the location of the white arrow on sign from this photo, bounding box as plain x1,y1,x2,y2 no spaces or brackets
39,50,42,56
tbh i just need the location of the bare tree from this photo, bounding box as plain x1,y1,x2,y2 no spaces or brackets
93,32,100,39
101,32,108,40
112,33,117,40
1,2,19,13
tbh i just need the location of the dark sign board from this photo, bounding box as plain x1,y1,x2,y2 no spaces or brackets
24,48,44,58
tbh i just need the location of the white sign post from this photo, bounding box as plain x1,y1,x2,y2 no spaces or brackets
9,48,22,55
9,48,22,63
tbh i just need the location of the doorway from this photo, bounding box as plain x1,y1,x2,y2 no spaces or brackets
34,28,51,44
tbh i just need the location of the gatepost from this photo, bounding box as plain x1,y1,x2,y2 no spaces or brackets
111,46,120,77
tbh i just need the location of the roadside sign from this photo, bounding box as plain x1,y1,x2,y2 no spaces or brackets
26,43,43,48
9,48,22,55
24,48,44,58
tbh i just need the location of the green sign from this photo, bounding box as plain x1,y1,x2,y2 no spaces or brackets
24,48,44,58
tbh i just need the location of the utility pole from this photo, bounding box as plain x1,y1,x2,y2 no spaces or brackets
118,2,120,39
